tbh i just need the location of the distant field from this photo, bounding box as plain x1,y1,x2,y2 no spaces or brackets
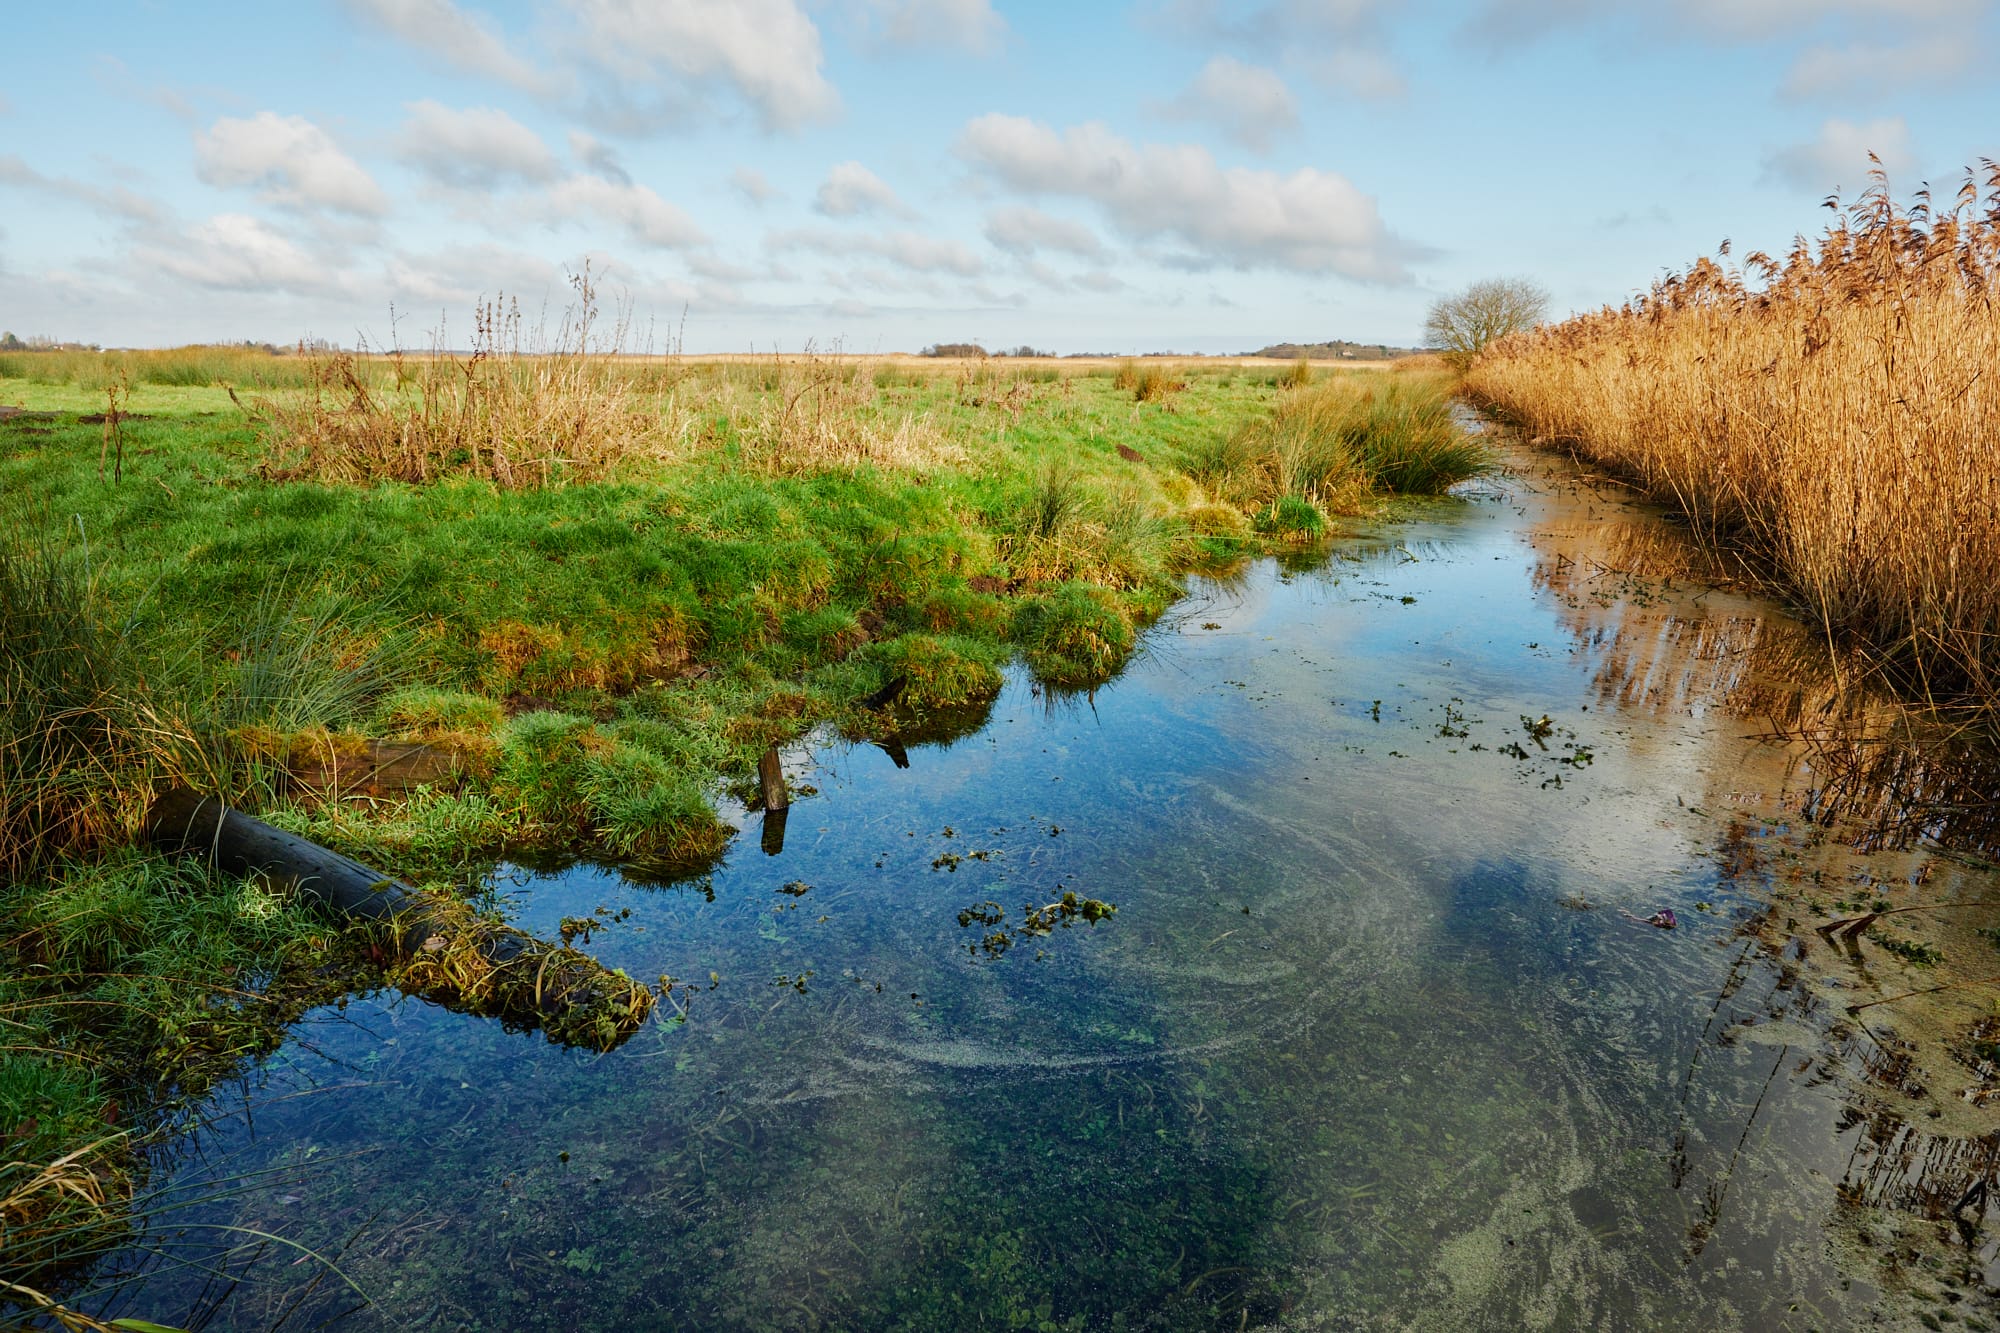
0,348,1404,417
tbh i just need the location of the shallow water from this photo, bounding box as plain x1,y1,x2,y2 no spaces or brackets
74,443,2000,1330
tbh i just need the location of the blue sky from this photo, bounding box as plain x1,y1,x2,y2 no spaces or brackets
2,0,1995,353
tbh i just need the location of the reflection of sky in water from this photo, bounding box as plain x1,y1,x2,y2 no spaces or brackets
76,454,1999,1330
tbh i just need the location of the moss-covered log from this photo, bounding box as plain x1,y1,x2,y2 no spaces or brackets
144,787,654,1049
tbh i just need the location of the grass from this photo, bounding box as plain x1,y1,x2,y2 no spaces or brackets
1186,366,1487,531
1,326,1475,1293
1,852,338,1286
0,344,315,393
1465,167,2000,707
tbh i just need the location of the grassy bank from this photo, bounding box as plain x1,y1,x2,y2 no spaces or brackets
2,341,1482,1297
1465,169,2000,707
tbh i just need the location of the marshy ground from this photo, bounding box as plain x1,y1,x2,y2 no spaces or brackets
6,374,1996,1325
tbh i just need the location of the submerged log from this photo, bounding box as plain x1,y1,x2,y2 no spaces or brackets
144,788,654,1050
284,738,466,797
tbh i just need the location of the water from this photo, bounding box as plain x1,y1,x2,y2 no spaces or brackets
73,443,2000,1330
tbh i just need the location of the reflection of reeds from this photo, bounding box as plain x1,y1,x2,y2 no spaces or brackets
1469,167,2000,704
1524,466,2000,859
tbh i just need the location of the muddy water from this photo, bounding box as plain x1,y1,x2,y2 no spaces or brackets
77,442,2000,1330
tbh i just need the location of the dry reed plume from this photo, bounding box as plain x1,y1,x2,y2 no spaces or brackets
1466,164,2000,704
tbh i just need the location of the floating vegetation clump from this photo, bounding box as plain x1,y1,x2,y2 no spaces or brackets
959,890,1118,958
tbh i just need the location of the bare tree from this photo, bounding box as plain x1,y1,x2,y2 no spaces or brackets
1424,278,1550,366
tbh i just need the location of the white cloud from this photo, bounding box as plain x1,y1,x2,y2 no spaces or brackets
731,167,780,205
861,0,1005,53
688,252,775,282
1145,0,1388,47
1762,116,1915,191
1674,0,1980,40
343,0,554,92
0,154,164,224
982,205,1105,259
384,244,564,309
1145,0,1403,97
1304,47,1405,98
568,131,631,184
769,226,985,276
956,114,1409,280
814,161,911,218
1163,57,1300,152
195,113,388,217
396,101,559,188
1471,0,1985,44
564,0,838,132
137,214,335,293
1782,34,1974,99
543,175,709,248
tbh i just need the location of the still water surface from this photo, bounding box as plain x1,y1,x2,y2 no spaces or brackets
84,443,2000,1329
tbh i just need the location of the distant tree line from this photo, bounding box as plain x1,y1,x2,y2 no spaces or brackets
919,343,1061,358
1249,339,1421,360
0,332,101,352
0,334,295,354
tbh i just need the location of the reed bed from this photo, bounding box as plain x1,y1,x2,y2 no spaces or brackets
1466,167,2000,703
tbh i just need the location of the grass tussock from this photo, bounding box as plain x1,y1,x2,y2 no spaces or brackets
0,852,338,1284
1465,167,2000,701
1113,359,1186,403
0,517,142,877
1186,370,1486,524
1003,459,1185,593
1012,583,1136,685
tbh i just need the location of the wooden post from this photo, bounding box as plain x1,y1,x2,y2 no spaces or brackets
758,745,788,812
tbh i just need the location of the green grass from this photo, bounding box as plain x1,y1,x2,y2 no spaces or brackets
0,344,315,393
1202,369,1487,511
0,851,336,1285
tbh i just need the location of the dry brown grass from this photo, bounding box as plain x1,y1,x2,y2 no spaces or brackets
254,268,693,487
0,1138,130,1282
1467,165,2000,702
719,353,968,475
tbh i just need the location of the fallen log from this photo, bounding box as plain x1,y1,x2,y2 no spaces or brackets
284,738,467,798
145,787,654,1050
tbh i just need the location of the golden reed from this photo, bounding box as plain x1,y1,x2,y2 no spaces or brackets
1467,165,2000,704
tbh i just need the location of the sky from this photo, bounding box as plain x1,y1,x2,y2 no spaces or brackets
1,0,1995,354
